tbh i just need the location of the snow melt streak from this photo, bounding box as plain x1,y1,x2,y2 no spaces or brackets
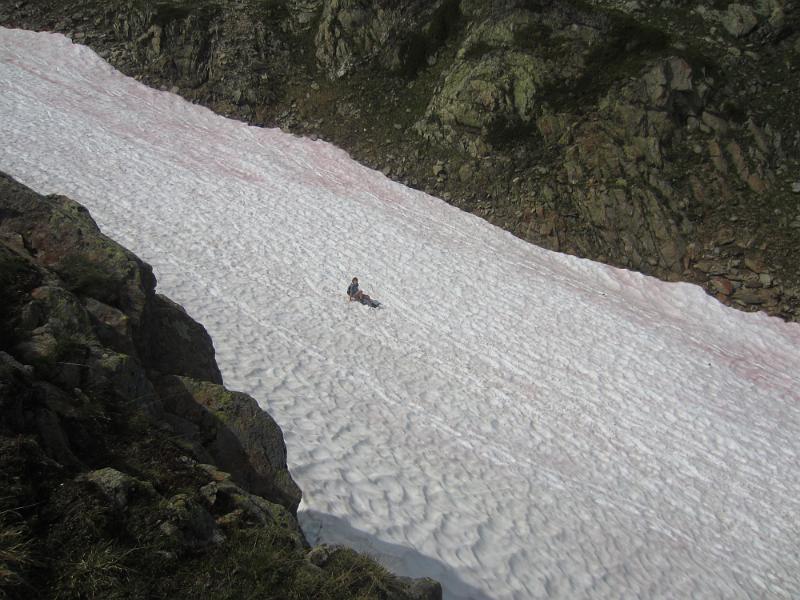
2,28,800,600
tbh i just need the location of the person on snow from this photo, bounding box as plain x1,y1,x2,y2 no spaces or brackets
347,277,374,305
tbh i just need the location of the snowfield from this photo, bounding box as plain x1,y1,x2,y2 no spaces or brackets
2,27,800,599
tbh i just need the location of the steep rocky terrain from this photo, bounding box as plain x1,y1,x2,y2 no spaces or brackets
0,173,440,599
0,0,798,321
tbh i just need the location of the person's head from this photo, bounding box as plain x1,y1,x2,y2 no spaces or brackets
352,277,358,283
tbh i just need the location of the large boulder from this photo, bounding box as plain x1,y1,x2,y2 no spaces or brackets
0,174,221,410
314,0,460,78
156,375,302,514
415,6,600,156
79,467,158,510
720,3,759,37
142,294,222,384
0,173,154,333
0,172,299,511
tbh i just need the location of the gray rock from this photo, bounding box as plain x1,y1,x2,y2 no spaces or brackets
160,493,225,549
710,276,734,295
0,351,33,377
395,576,443,600
83,296,135,356
307,543,338,567
287,0,323,32
701,112,729,135
720,4,759,37
0,174,155,332
80,467,157,510
200,476,305,546
143,294,222,384
733,288,764,304
36,407,81,467
314,0,453,79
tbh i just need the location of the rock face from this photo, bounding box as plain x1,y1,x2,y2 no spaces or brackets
0,172,223,412
314,0,459,78
0,0,798,323
0,170,300,512
157,374,302,512
416,5,602,156
0,173,440,600
144,294,223,384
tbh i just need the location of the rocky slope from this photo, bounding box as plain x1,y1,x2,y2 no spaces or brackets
0,0,798,322
0,173,440,599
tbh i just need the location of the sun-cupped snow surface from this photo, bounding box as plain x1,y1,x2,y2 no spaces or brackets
2,27,800,599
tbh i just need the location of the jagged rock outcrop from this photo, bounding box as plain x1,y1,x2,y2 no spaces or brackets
143,293,223,384
416,4,605,156
0,173,441,600
0,0,798,323
157,374,302,512
0,169,301,515
546,55,705,272
0,172,222,410
314,0,460,78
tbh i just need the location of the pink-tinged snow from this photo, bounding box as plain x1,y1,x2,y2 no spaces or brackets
2,27,800,599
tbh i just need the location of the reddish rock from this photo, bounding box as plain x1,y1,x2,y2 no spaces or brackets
710,276,734,295
744,253,768,273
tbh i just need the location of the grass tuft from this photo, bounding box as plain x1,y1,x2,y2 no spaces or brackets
0,509,34,599
56,542,138,600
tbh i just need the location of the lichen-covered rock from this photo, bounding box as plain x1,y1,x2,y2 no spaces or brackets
82,296,136,356
160,492,226,549
419,52,546,150
200,474,306,547
314,0,459,78
395,575,443,600
720,4,759,37
416,6,595,156
314,0,385,78
0,173,154,337
79,467,158,510
156,374,302,513
0,174,297,507
287,0,324,33
534,55,716,273
0,173,222,392
106,1,282,112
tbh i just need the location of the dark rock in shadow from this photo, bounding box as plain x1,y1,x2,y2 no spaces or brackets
300,510,493,600
156,373,303,514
